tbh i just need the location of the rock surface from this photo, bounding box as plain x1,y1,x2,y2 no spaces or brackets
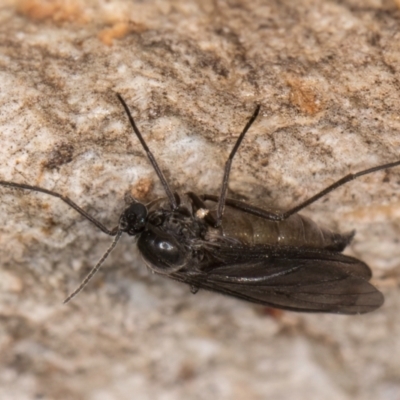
0,1,399,399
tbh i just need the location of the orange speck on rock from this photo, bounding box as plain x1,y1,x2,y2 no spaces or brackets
258,307,284,319
130,177,154,202
287,77,323,115
17,0,88,24
98,22,146,46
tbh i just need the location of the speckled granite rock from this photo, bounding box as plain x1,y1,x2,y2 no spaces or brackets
0,1,400,399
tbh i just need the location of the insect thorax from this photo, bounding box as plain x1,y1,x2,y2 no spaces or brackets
145,195,212,252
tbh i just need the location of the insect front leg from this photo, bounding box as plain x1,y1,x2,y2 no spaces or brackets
0,181,119,235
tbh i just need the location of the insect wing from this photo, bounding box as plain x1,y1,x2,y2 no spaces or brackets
172,248,384,314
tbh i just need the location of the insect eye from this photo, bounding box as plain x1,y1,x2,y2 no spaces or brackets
138,228,188,273
119,202,148,235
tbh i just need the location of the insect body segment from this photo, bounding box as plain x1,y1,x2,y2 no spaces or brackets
1,93,399,314
131,194,384,314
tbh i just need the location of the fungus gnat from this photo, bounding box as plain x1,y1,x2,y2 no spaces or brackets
1,94,399,313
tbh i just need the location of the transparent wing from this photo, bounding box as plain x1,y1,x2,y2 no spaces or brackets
171,247,383,314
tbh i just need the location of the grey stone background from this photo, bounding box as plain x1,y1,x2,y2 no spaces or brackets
0,0,400,399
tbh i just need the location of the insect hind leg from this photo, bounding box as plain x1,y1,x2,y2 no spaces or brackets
280,159,400,219
202,158,400,222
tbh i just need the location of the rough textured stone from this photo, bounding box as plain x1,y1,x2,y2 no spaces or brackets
0,1,399,399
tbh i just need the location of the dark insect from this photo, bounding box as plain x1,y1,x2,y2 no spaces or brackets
1,94,399,314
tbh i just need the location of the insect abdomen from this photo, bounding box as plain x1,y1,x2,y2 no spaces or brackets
220,206,352,251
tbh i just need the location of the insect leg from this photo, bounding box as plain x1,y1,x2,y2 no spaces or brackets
203,159,400,221
186,191,218,226
215,105,261,227
202,194,283,221
280,159,400,219
0,181,119,235
116,94,178,210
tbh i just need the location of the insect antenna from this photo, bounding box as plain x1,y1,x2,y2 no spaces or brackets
63,230,123,304
215,105,260,226
116,94,178,209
